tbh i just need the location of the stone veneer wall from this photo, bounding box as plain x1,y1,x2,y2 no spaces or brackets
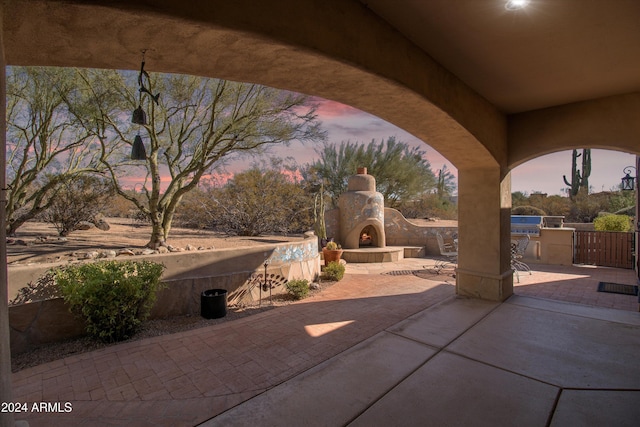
9,236,320,354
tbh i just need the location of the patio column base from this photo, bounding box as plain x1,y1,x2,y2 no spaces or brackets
455,268,514,302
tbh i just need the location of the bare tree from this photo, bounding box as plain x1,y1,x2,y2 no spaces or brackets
5,67,103,236
75,70,326,248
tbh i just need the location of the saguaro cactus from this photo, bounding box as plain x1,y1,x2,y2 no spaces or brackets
314,183,327,241
580,149,591,192
563,149,591,198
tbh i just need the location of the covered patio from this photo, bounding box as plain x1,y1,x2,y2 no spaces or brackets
9,259,639,426
1,1,639,425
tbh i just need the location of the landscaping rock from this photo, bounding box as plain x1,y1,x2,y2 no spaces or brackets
93,214,111,231
76,222,93,230
94,219,110,231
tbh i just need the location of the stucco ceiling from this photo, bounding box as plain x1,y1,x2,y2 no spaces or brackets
2,0,638,128
360,0,640,114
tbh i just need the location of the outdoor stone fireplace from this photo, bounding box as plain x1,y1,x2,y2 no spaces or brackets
338,168,386,249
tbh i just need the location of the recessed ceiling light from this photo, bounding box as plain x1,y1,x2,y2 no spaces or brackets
505,0,530,10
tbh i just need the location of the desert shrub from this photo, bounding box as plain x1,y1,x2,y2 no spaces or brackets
594,214,631,232
322,261,345,281
511,205,547,216
211,168,313,236
174,187,219,229
397,192,458,220
42,175,115,236
55,260,165,342
102,194,139,218
285,279,310,300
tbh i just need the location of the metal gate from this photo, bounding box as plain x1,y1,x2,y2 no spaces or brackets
574,231,635,269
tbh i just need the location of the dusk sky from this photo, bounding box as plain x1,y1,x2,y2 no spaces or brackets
227,98,636,196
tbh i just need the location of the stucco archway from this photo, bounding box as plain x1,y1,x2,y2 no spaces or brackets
3,3,637,421
2,0,516,300
3,0,504,171
508,93,640,168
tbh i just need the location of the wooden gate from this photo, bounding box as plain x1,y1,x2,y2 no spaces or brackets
574,231,635,268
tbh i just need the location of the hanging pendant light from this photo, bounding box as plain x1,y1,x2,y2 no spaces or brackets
130,50,160,125
130,50,160,160
131,134,147,160
132,105,147,125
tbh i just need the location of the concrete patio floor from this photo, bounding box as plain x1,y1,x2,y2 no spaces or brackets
10,258,640,426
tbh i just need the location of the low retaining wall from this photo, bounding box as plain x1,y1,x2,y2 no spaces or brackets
9,236,320,354
325,207,457,255
384,209,457,254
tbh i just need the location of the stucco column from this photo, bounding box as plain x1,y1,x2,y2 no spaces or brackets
0,7,14,427
635,155,639,282
456,167,513,301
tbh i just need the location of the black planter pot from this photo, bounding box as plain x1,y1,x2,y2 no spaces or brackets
201,289,228,319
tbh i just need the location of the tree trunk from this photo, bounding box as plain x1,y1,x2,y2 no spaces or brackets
7,222,19,238
7,213,36,237
147,221,167,249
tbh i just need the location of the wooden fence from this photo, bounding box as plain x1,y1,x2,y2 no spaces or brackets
574,231,635,269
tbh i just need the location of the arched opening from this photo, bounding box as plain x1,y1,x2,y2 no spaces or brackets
2,3,640,426
509,148,639,299
511,149,637,198
359,224,380,248
1,0,507,300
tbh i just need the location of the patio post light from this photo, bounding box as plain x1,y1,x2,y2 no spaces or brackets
621,166,636,191
622,159,640,280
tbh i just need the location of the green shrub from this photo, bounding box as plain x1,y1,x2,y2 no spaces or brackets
285,279,310,300
322,261,345,281
55,260,165,342
594,214,631,232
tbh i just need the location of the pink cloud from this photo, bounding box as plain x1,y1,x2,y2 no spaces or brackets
310,97,363,119
280,168,303,183
199,172,234,188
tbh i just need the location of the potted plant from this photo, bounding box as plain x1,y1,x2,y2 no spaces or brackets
322,241,343,266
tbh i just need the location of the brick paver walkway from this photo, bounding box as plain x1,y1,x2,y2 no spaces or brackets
10,259,638,426
11,267,455,426
514,263,638,312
